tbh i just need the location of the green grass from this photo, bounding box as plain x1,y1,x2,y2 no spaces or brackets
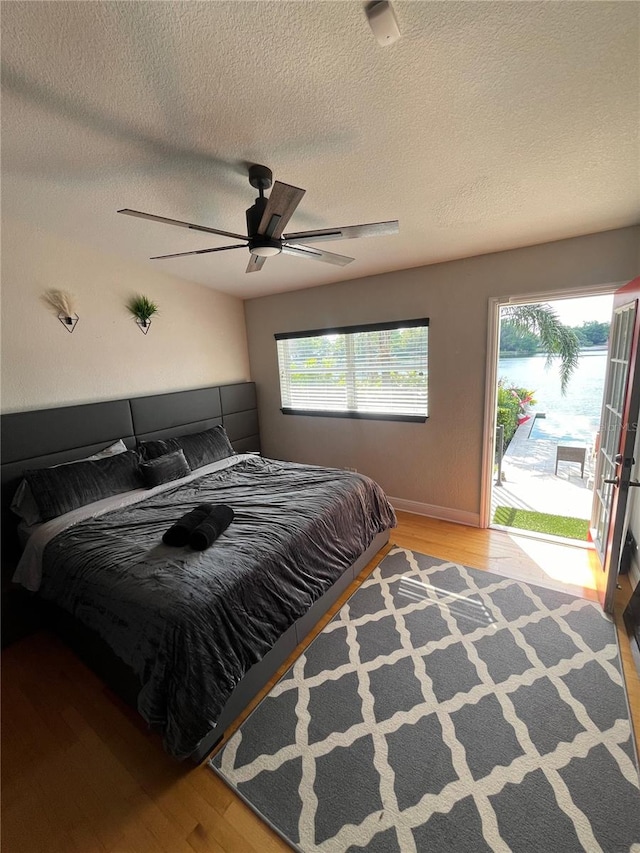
492,506,590,541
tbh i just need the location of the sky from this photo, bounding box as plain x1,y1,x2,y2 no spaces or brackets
545,294,613,326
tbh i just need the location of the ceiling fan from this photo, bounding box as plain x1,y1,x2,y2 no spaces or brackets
118,164,399,273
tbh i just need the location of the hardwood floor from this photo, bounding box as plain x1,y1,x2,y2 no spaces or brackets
2,512,639,853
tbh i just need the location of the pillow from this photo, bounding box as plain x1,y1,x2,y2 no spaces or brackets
10,480,45,527
85,438,128,460
139,449,191,489
139,425,235,471
10,439,129,526
24,450,143,522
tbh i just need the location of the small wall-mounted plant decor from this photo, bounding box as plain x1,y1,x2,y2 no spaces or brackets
41,289,79,333
127,294,159,335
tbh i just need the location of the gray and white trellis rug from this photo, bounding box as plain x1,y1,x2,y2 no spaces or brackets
210,547,640,852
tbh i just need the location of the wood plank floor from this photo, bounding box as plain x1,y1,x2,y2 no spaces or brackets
2,512,639,853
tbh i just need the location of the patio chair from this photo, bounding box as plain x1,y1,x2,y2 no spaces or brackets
555,444,586,478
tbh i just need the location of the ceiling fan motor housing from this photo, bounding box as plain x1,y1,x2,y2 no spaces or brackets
246,197,268,237
246,196,283,255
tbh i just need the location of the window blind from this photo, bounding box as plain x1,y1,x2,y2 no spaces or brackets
275,319,428,421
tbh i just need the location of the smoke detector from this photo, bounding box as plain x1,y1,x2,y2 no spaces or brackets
365,1,401,47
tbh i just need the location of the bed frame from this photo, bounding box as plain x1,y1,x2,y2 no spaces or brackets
0,382,390,762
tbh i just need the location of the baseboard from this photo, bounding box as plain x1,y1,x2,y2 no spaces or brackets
389,497,480,528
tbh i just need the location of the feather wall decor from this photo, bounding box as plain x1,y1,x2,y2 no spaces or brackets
41,289,79,332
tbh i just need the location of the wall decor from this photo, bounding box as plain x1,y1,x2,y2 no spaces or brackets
41,289,79,333
127,294,158,335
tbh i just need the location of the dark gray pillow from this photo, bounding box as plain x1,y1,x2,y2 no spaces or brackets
139,425,235,470
138,437,174,462
139,449,190,489
24,450,143,521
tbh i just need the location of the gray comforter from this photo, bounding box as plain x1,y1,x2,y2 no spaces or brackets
38,456,396,757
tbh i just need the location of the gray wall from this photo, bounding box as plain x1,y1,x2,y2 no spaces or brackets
245,226,639,523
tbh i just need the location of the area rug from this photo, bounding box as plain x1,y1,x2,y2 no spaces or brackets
210,547,640,852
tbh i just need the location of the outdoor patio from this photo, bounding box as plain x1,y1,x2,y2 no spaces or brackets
491,416,596,521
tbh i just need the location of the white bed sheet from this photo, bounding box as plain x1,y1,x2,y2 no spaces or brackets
13,453,251,592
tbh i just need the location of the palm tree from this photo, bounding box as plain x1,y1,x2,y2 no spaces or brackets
501,304,581,395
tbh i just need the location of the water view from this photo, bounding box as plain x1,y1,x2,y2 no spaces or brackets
497,350,607,445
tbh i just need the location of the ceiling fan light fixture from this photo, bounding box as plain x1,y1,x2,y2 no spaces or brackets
249,238,282,257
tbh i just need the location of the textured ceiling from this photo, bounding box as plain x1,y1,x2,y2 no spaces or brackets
2,1,638,299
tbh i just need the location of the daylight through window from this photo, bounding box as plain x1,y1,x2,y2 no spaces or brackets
275,319,428,421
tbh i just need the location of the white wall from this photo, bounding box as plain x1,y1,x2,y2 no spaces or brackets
1,218,250,412
245,226,639,523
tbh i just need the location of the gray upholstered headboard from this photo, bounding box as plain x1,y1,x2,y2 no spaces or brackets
1,382,259,583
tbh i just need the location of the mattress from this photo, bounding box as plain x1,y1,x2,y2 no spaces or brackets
17,455,396,757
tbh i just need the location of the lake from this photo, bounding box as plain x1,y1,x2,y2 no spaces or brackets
497,351,607,444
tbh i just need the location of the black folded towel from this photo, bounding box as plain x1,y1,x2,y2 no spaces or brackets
189,505,234,551
162,503,214,546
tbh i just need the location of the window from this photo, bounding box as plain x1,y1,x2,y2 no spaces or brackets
275,319,428,422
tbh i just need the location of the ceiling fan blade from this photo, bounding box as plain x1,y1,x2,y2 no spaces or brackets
118,208,248,242
246,254,267,273
150,244,247,260
283,220,399,244
281,243,354,266
258,182,306,238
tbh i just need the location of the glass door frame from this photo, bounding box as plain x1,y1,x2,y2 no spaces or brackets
481,284,623,531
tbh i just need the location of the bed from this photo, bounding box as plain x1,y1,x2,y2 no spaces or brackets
1,383,395,762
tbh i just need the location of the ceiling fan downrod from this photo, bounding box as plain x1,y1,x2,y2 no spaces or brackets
246,164,282,254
